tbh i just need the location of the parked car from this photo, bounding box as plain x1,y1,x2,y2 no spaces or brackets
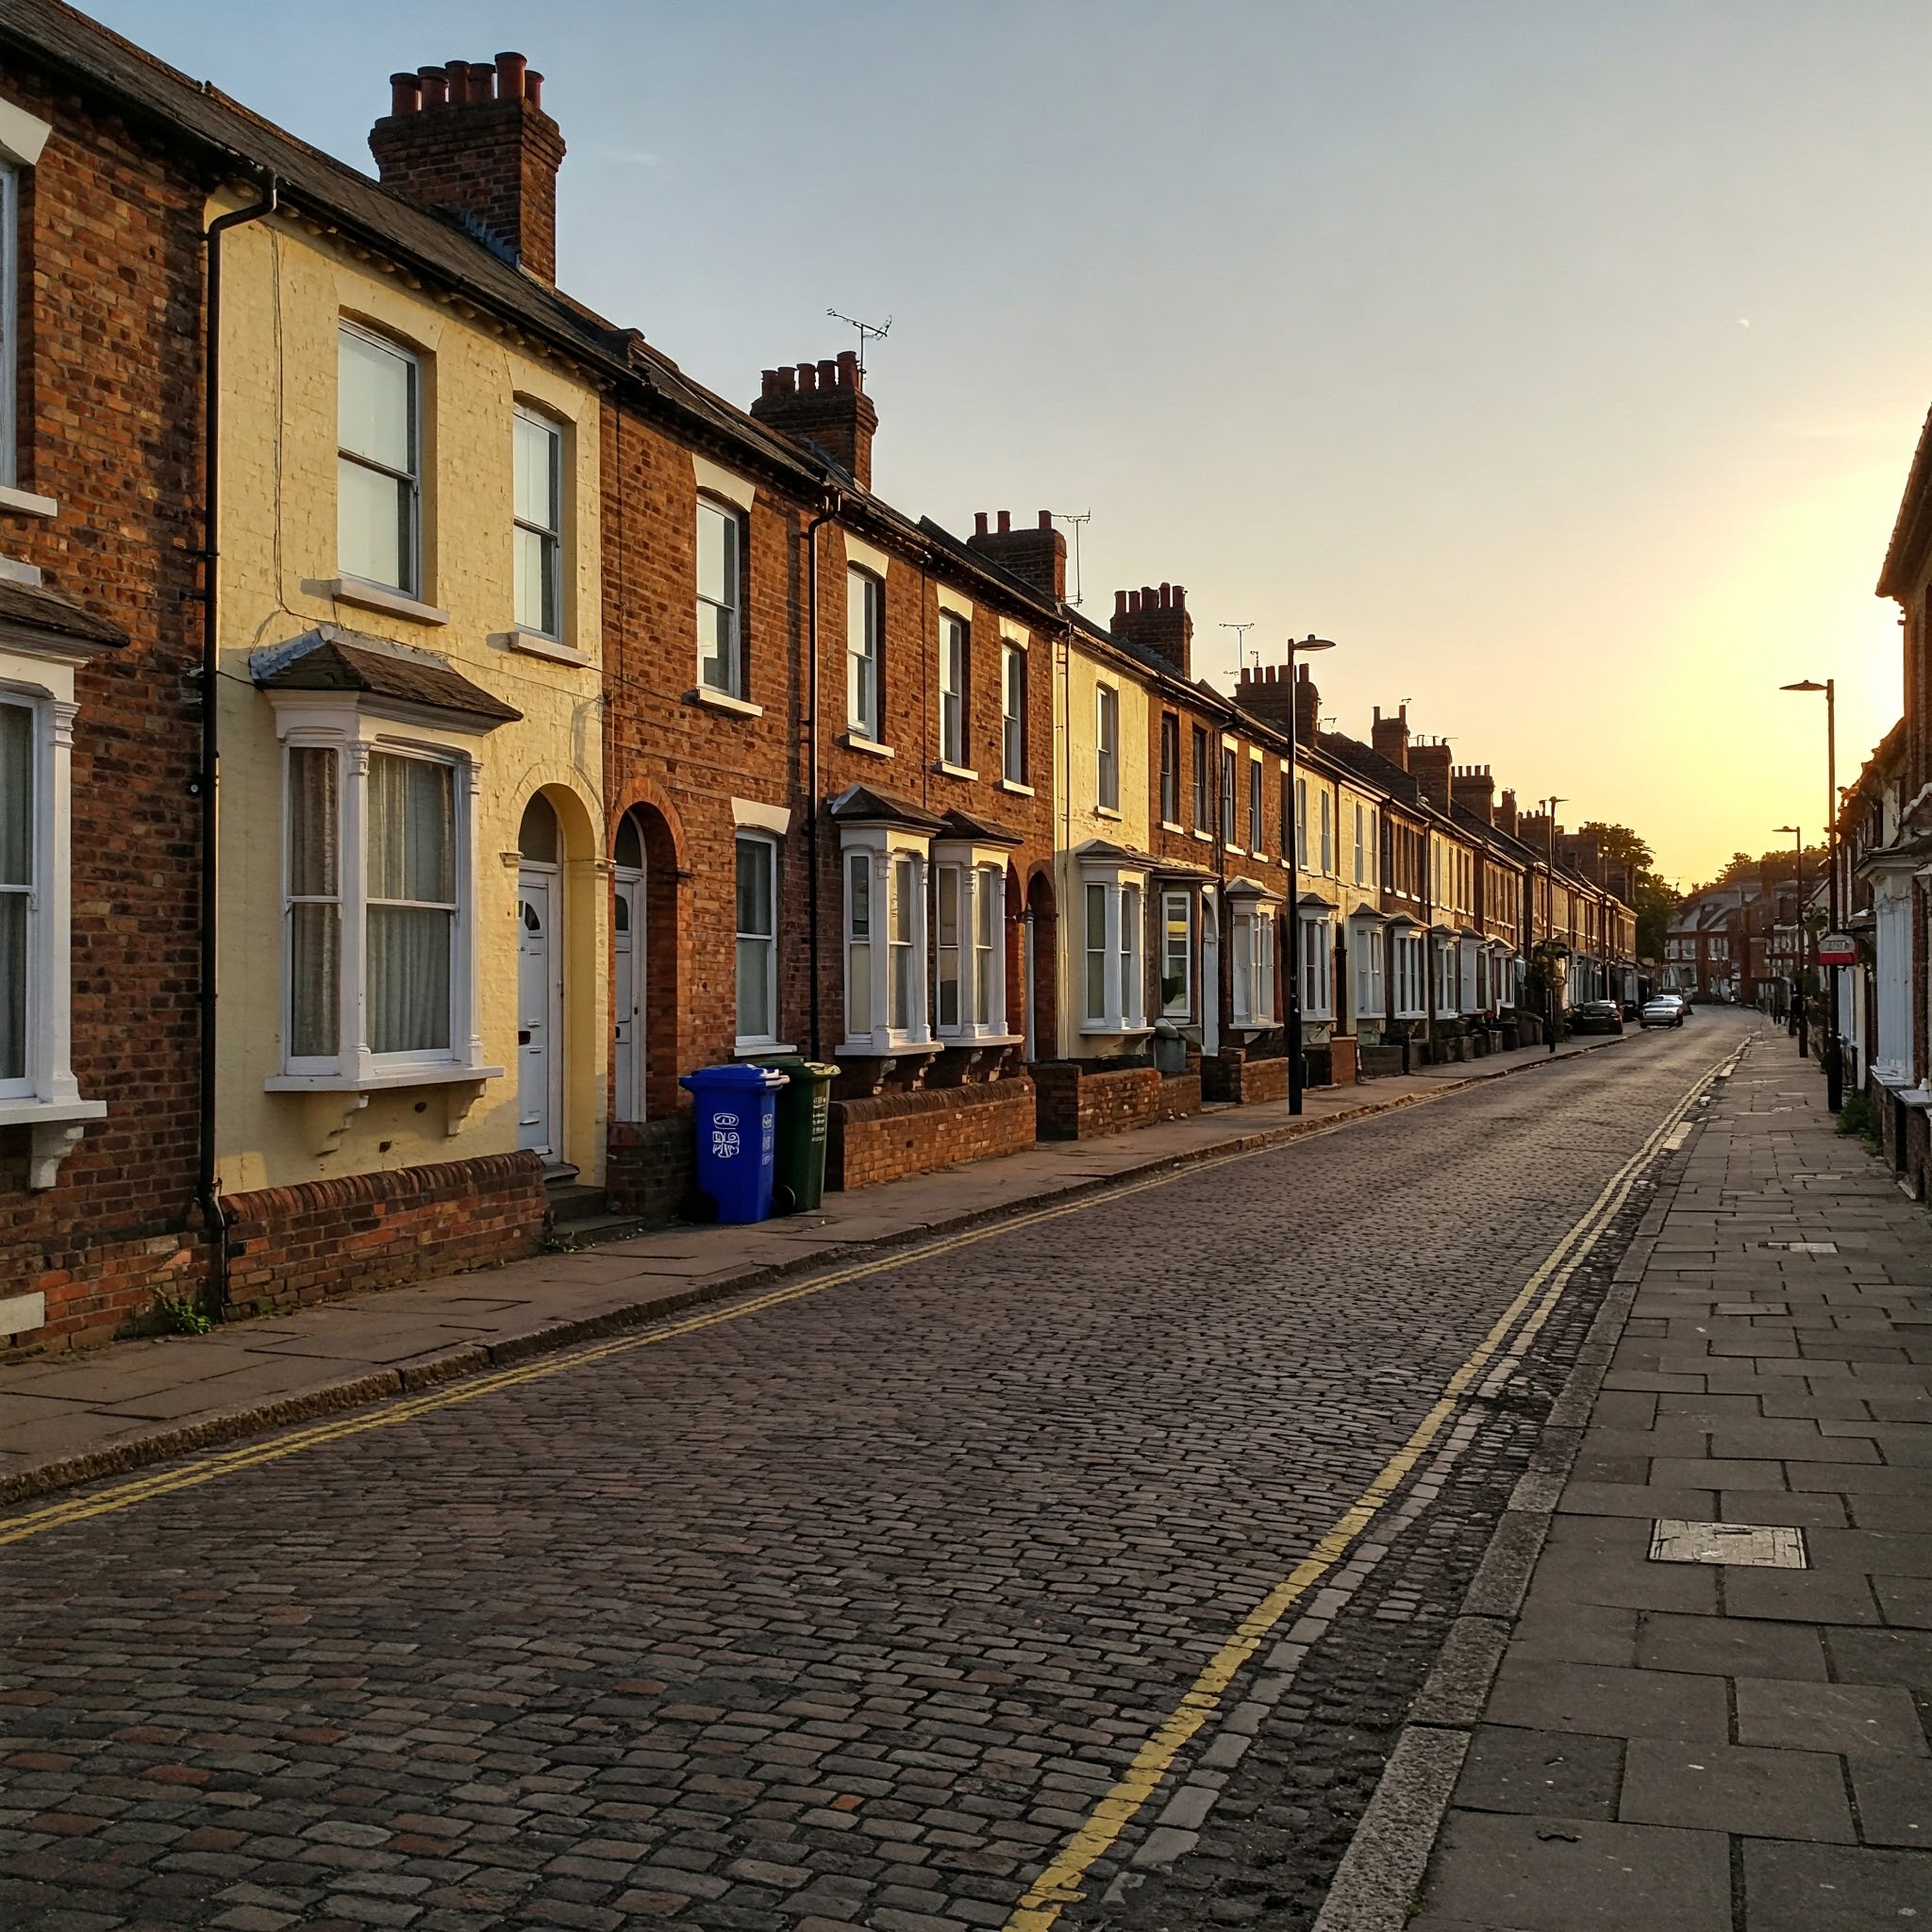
1641,995,1685,1029
1574,999,1624,1035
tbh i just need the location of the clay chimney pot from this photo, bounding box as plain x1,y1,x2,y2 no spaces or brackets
390,72,421,115
975,512,990,537
495,51,527,99
417,65,449,108
997,510,1011,534
1113,590,1128,619
1038,510,1052,529
525,70,544,108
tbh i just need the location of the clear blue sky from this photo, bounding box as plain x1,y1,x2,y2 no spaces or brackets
88,0,1932,883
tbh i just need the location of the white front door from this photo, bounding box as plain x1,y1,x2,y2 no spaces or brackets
1202,896,1221,1056
613,865,643,1121
517,870,560,1159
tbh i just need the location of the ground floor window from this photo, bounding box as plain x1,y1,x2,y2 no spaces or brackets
1160,890,1191,1018
1233,905,1276,1026
936,858,1006,1036
1392,930,1424,1018
735,832,779,1046
1081,868,1147,1033
1300,912,1332,1020
1353,923,1386,1018
838,822,934,1054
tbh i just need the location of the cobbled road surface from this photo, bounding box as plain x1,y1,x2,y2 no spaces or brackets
1,1017,1752,1932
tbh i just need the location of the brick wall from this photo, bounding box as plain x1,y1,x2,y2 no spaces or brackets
1035,1062,1198,1141
221,1153,548,1318
607,1115,695,1220
1206,1052,1289,1105
827,1079,1037,1191
0,60,211,1351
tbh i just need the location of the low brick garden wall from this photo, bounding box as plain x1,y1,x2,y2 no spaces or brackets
607,1115,696,1221
1204,1051,1289,1105
828,1078,1037,1191
222,1151,548,1318
1035,1062,1203,1141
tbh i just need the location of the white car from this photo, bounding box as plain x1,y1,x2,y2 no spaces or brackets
1640,995,1685,1029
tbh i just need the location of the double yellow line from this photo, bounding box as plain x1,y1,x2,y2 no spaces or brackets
1002,1047,1737,1928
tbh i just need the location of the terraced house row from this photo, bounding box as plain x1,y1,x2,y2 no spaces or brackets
0,2,1638,1352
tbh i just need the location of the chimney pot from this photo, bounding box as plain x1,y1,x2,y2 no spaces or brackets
796,361,817,392
525,69,544,108
417,64,449,108
836,348,859,390
759,369,778,400
1038,510,1052,529
444,58,469,102
816,358,838,392
1158,582,1172,608
495,51,527,98
1174,585,1186,610
389,72,421,115
1113,590,1128,619
975,512,989,537
997,510,1011,534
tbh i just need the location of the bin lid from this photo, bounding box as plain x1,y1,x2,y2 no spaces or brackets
680,1063,789,1091
755,1058,841,1078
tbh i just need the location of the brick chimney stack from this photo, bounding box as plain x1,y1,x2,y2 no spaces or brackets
750,354,878,491
1451,763,1495,824
967,510,1066,601
1496,789,1520,839
1233,660,1293,734
1111,582,1192,678
370,54,566,280
1409,738,1453,810
1371,703,1409,771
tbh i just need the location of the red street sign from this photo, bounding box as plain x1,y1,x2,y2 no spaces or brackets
1817,933,1857,966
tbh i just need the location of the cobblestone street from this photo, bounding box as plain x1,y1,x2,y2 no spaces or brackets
2,1020,1747,1932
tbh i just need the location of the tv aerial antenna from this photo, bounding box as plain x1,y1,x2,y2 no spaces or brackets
826,308,891,375
1220,621,1257,676
1052,508,1092,606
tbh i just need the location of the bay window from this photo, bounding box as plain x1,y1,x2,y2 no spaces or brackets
1392,928,1424,1019
0,700,29,1085
847,568,883,741
1160,891,1192,1018
338,323,421,597
1232,900,1279,1027
940,612,969,769
844,853,873,1038
1301,912,1333,1021
1353,920,1387,1019
512,406,563,639
1078,850,1148,1035
367,753,457,1056
697,497,744,696
834,800,938,1056
1433,936,1459,1018
935,859,1005,1035
735,833,778,1047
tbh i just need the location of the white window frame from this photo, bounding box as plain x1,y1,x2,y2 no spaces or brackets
261,692,499,1093
512,404,563,640
838,823,933,1056
1459,937,1479,1013
933,841,1014,1043
734,831,781,1051
1192,726,1210,831
1160,889,1192,1019
337,320,423,600
939,611,970,771
846,567,884,741
1077,852,1149,1036
1433,936,1459,1019
1392,928,1425,1020
1352,920,1387,1019
1158,713,1180,826
1002,641,1027,785
1095,684,1121,811
1300,910,1333,1021
1353,800,1366,885
1247,757,1263,853
1295,776,1308,868
1221,746,1239,848
697,495,745,697
1319,789,1332,875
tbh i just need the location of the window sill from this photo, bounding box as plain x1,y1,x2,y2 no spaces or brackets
1079,1022,1155,1039
996,777,1035,797
1093,805,1123,822
734,1041,796,1058
1224,845,1245,858
1191,829,1214,843
835,1034,939,1058
841,732,894,759
264,1063,505,1093
932,760,979,781
0,1094,106,1129
935,1029,1023,1050
321,577,451,626
507,627,592,668
1158,820,1184,835
691,686,763,719
0,483,58,518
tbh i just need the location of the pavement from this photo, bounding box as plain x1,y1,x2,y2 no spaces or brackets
0,1017,1721,1932
1321,1024,1932,1932
0,1029,1631,1507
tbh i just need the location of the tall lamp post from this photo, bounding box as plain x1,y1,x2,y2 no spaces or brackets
1775,824,1807,1058
1542,797,1567,1053
1283,632,1337,1116
1782,679,1840,1110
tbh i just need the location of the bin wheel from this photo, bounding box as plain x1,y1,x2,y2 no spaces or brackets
773,1183,797,1216
679,1189,719,1224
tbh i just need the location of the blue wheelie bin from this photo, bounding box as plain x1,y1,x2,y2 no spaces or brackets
679,1063,788,1224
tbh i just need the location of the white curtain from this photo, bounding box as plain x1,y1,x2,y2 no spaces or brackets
367,753,454,1055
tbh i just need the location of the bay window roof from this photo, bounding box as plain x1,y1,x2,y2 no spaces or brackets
826,782,945,835
0,574,127,658
251,627,521,730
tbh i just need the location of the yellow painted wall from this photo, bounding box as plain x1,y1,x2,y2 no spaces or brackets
212,206,606,1194
1053,637,1152,1057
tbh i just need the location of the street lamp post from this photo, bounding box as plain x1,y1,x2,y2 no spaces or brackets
1543,797,1567,1054
1775,824,1806,1058
1782,679,1840,1109
1283,632,1337,1117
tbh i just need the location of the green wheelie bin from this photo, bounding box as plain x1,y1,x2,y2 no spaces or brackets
758,1058,840,1213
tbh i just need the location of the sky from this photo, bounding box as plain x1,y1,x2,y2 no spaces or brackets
87,0,1932,886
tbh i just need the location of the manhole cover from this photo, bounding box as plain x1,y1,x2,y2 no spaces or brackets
1649,1520,1807,1568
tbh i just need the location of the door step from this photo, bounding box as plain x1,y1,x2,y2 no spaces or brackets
545,1182,608,1222
557,1210,654,1248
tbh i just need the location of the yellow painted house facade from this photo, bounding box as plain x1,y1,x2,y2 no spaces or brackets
212,198,607,1213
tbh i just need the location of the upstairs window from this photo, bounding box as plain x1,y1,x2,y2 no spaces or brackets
338,324,421,596
1353,800,1366,884
0,164,16,489
1191,726,1210,830
1002,643,1027,784
1095,685,1120,810
940,613,969,767
1221,748,1237,846
1159,714,1180,825
697,498,744,697
1320,789,1332,874
1247,758,1263,852
846,568,884,741
512,407,563,638
1295,777,1308,868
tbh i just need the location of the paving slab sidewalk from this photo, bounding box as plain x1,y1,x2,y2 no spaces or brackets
1345,1032,1932,1932
0,1030,1628,1506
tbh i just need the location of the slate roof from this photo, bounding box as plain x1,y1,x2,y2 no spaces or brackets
825,784,946,833
0,574,127,649
253,633,522,725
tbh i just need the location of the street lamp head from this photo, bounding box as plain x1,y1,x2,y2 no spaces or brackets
1291,634,1337,654
1781,680,1826,693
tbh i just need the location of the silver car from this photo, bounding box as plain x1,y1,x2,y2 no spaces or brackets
1641,995,1685,1029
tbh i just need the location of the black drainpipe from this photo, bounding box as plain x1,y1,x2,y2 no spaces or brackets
802,489,842,1059
195,175,279,1315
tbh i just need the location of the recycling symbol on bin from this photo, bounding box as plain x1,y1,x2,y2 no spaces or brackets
711,1108,741,1158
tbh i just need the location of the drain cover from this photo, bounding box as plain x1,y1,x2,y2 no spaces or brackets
1649,1520,1807,1568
